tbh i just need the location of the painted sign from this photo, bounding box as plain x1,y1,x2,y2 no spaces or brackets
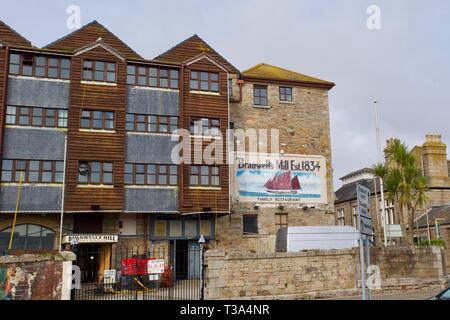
234,153,328,205
62,234,119,244
148,259,165,274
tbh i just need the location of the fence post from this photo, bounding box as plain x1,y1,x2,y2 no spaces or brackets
199,235,206,300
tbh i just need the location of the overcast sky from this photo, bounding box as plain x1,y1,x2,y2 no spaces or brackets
2,0,450,190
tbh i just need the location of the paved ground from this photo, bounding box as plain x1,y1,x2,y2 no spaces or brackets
326,289,442,300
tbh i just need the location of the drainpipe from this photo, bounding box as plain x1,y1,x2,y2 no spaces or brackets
0,44,10,177
180,64,185,210
237,79,244,103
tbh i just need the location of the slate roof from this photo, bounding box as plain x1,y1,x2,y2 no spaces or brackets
241,63,334,88
335,178,382,204
415,206,450,228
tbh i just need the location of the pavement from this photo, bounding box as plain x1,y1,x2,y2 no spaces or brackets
326,288,443,300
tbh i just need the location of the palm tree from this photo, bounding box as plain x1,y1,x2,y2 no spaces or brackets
373,139,428,245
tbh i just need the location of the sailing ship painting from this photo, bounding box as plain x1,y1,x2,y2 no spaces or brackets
263,171,301,194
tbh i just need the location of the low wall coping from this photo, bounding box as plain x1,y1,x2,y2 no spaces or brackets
0,251,76,264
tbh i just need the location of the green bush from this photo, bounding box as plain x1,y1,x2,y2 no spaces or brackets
415,239,445,247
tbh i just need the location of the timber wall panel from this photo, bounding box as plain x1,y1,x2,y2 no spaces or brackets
65,46,126,211
0,47,6,173
181,58,230,213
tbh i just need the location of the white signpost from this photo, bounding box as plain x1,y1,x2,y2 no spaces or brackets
357,184,372,301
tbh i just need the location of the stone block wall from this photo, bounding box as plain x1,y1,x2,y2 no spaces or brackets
369,246,448,292
205,249,358,300
205,246,449,300
0,252,75,300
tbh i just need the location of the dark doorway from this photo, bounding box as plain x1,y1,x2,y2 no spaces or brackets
76,244,101,283
175,240,189,280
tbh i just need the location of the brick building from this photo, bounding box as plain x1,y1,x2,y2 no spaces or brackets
0,20,336,280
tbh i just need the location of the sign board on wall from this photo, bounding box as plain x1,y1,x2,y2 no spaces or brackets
62,234,119,244
357,184,373,236
234,153,328,205
148,259,165,274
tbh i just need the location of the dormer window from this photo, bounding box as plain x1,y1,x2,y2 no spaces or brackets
83,60,116,83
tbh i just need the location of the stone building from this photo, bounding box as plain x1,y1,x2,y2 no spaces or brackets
0,20,336,281
334,134,450,247
216,63,336,252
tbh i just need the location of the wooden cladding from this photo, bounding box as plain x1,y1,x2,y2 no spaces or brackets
0,47,7,176
65,45,126,212
0,21,32,47
181,57,230,213
44,21,143,60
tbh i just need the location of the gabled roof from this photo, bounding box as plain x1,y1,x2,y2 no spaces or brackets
0,20,33,47
74,38,125,62
154,34,239,73
242,63,334,88
44,20,143,60
340,168,375,181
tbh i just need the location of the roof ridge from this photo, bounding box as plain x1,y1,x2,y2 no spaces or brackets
0,20,33,46
43,20,99,49
154,34,199,60
43,20,143,59
242,62,333,85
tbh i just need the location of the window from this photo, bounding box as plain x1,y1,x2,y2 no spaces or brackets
5,106,68,128
83,60,116,83
127,65,136,85
352,206,358,229
1,159,64,183
337,209,345,226
275,213,288,230
190,118,220,136
8,53,70,79
190,70,219,92
125,114,178,134
80,110,115,130
383,200,396,225
124,164,178,186
126,65,179,89
189,166,220,187
243,215,258,235
228,79,233,97
279,87,293,102
254,85,268,106
0,225,55,251
77,161,113,185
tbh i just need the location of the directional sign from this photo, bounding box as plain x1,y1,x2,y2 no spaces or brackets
357,184,373,236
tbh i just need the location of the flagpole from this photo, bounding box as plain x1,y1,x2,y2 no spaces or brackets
374,101,388,247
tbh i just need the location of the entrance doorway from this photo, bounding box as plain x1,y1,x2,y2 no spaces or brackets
173,240,201,280
76,244,101,283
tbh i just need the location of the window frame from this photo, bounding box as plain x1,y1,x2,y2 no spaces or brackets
125,114,178,134
5,106,68,129
243,215,258,235
124,164,178,186
80,110,116,131
189,117,221,136
1,159,64,184
82,60,117,83
8,53,71,79
189,165,220,187
77,161,114,185
275,213,288,230
126,64,179,89
254,84,268,106
279,86,293,102
190,70,220,93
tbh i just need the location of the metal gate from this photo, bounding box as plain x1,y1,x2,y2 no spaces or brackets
71,245,203,300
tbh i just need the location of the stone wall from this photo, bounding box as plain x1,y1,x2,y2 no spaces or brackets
0,252,75,300
369,246,448,292
205,249,358,300
205,246,449,300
